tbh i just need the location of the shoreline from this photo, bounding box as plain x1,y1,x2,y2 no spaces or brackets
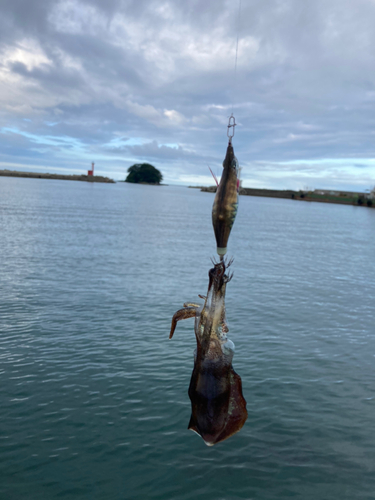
200,186,374,208
0,170,115,183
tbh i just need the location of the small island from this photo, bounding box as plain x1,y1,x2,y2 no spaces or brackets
125,163,163,185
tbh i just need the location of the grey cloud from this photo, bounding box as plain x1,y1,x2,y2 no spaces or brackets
104,140,220,169
1,0,375,188
8,59,86,90
123,140,202,160
122,141,187,159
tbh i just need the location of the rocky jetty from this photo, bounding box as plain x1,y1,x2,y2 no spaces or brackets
0,170,115,183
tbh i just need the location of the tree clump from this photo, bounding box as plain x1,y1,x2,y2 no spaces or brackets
125,163,163,184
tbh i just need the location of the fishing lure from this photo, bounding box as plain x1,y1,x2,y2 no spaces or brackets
170,259,247,446
211,142,240,259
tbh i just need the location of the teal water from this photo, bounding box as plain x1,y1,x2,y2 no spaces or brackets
1,177,375,500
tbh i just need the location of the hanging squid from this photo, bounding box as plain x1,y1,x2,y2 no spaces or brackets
170,258,247,446
212,141,240,259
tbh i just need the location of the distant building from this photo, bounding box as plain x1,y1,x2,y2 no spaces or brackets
313,189,365,197
88,162,94,176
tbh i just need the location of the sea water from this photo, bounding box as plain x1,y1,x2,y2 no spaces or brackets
1,177,375,500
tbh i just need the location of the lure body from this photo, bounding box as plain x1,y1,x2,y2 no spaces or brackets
212,143,239,258
170,260,247,446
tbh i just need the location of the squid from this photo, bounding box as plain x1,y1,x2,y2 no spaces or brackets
170,259,247,446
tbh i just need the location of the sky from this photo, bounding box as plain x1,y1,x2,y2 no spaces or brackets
1,0,375,190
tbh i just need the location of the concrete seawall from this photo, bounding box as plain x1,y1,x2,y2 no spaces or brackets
200,186,297,198
200,186,374,208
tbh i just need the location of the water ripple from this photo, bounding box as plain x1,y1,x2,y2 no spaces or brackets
1,181,375,499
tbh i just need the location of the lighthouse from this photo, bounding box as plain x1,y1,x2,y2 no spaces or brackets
88,162,94,176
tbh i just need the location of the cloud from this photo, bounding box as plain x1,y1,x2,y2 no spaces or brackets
122,140,198,160
123,101,187,128
0,0,375,189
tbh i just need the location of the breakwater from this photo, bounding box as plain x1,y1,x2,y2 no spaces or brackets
0,170,115,183
200,186,374,208
200,186,297,198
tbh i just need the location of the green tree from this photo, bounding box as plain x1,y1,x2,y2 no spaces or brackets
125,163,163,184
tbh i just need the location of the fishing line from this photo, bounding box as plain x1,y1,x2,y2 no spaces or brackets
231,0,242,116
226,0,242,145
